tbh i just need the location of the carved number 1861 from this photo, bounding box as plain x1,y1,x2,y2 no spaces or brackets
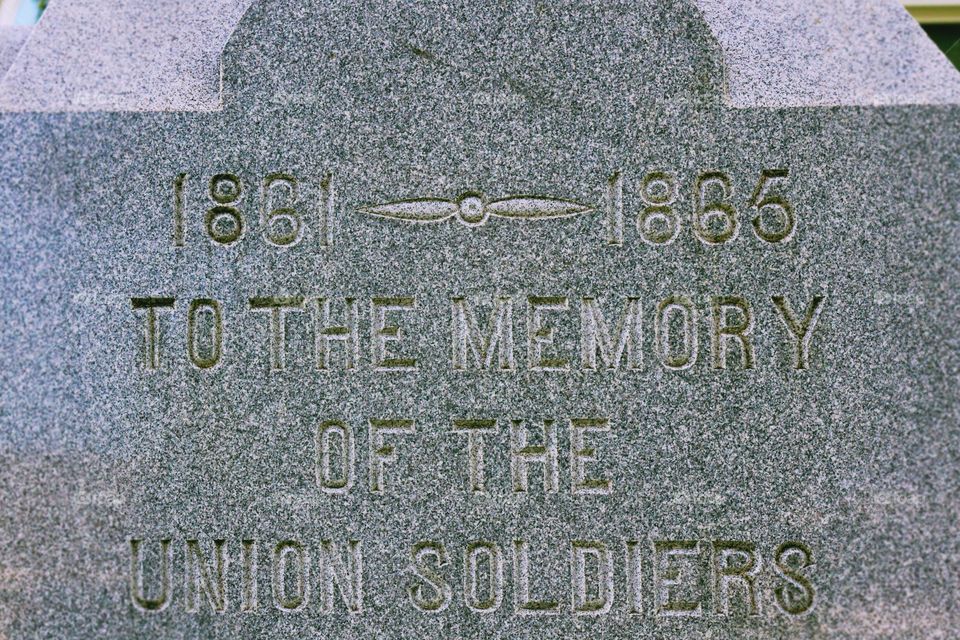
171,172,334,248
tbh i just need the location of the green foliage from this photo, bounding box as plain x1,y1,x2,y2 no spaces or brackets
922,25,960,71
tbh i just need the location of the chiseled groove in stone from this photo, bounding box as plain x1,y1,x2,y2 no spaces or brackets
0,25,30,81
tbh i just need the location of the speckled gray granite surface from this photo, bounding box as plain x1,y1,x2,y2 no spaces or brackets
0,26,29,79
3,0,957,111
0,1,959,638
698,0,960,106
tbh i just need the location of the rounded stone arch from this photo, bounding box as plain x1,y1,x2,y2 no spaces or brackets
218,0,729,114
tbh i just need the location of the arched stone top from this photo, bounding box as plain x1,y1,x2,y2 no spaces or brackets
219,0,727,113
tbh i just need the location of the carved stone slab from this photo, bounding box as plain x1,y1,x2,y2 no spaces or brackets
0,1,958,638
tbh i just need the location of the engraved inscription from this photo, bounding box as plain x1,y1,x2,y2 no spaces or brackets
171,172,334,248
311,416,613,496
606,169,795,246
170,169,794,247
130,537,813,618
137,159,829,636
131,294,827,372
